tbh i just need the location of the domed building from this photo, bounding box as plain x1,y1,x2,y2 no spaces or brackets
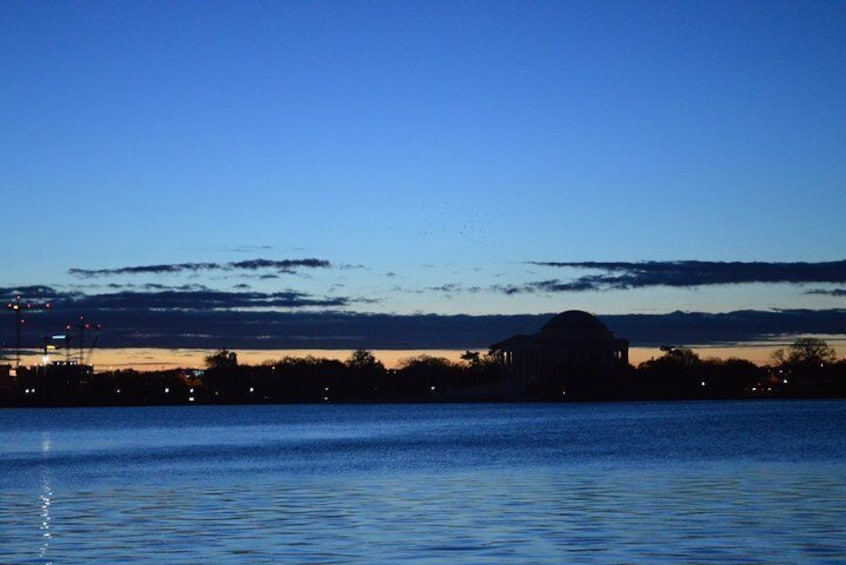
491,310,629,391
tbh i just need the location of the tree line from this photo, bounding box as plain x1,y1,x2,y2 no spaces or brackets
1,338,844,407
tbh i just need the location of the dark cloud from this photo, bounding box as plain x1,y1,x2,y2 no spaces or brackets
87,282,210,292
519,260,846,292
69,262,217,277
1,285,351,349
429,283,462,293
228,258,330,271
602,309,846,348
73,290,346,311
428,283,484,295
491,284,522,296
495,279,598,294
68,258,331,278
1,285,58,301
807,288,846,297
3,284,845,352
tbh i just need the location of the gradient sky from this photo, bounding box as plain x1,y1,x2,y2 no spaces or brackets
2,1,845,361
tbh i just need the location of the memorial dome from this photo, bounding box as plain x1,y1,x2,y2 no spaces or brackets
540,310,612,338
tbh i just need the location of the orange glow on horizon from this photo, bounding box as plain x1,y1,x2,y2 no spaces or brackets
10,342,845,372
40,348,473,371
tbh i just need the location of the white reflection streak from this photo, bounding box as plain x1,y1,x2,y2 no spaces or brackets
39,435,54,564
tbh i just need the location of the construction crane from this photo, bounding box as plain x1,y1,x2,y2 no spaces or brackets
5,295,52,369
82,317,101,366
65,315,101,366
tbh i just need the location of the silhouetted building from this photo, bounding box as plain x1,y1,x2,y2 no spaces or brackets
491,310,629,392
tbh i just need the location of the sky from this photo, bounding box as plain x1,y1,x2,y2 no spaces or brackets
2,1,845,366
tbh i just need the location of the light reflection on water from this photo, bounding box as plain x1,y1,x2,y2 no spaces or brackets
38,459,53,564
1,401,845,563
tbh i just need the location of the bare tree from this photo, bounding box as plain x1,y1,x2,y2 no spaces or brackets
773,338,836,368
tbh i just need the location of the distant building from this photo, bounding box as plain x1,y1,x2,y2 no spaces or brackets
491,310,629,394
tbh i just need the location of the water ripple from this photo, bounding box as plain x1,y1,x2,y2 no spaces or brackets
1,401,845,563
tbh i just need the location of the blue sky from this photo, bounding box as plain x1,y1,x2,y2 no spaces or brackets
2,1,845,360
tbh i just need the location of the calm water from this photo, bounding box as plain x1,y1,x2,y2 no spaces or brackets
1,401,844,564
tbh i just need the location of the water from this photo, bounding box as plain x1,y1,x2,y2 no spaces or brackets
1,401,844,563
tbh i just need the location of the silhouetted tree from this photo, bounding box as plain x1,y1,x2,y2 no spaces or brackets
772,337,836,367
460,350,481,367
205,349,238,369
637,347,703,399
455,350,503,388
346,349,384,372
396,355,458,397
660,346,701,367
344,349,386,399
771,338,839,396
699,357,762,398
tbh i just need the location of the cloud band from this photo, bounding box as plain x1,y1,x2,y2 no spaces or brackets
516,260,846,292
68,258,331,278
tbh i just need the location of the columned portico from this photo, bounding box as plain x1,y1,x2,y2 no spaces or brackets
492,310,629,387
